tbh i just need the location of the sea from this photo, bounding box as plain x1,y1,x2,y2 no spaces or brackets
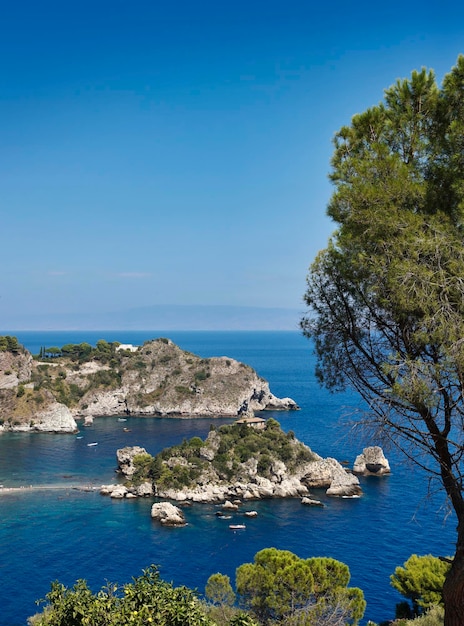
0,330,457,626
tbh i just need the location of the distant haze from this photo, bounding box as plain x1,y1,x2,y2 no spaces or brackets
1,305,303,331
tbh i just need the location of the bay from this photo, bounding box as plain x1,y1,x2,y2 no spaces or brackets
0,330,457,625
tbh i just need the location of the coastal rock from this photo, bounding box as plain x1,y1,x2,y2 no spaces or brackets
74,340,299,419
0,389,77,434
353,446,391,475
135,481,155,497
0,338,299,432
0,349,33,390
110,422,362,503
117,446,148,477
301,457,362,497
31,403,78,433
110,485,128,499
151,502,186,526
100,484,126,498
301,497,324,507
222,500,239,511
326,466,362,497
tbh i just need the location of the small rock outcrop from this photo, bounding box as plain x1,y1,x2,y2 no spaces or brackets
100,481,155,498
301,497,324,507
326,466,362,497
302,457,362,497
116,446,148,477
353,446,391,475
151,502,186,526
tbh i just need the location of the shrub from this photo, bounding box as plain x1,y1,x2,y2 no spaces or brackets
30,565,214,626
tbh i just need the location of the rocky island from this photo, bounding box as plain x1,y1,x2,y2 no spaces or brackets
100,418,363,506
0,335,298,433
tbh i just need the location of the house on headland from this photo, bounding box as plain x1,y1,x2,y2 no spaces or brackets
234,416,266,430
115,344,139,353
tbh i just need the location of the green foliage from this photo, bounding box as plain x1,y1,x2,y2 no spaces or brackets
39,340,120,364
86,369,121,390
204,573,237,624
212,421,315,478
175,385,194,396
205,574,236,608
0,335,21,353
235,548,365,625
131,453,163,485
30,565,214,626
195,369,210,382
149,420,316,491
301,56,464,619
393,605,445,626
228,615,258,626
391,555,450,615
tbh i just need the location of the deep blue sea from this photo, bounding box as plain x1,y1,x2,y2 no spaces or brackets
0,331,457,625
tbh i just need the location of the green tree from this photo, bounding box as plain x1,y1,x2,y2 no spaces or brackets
391,554,451,616
301,56,464,626
0,335,21,353
30,565,214,626
235,548,365,624
205,573,236,623
45,347,61,358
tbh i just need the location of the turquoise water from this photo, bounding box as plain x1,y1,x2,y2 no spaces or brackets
0,331,457,625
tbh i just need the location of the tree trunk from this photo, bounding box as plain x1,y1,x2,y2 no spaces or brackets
443,525,464,626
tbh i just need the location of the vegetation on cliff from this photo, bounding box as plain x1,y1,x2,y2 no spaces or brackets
125,418,317,493
0,335,22,354
0,337,296,429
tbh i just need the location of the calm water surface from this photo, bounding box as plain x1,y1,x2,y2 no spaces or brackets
0,331,457,625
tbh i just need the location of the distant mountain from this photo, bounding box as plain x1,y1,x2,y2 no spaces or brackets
1,304,303,331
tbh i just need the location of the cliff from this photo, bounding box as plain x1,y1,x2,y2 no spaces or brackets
101,418,362,501
0,337,298,433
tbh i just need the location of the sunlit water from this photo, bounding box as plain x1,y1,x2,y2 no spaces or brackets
0,331,456,625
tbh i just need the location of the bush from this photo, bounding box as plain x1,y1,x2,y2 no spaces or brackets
29,565,215,626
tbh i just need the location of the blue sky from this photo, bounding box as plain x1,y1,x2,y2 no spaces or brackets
1,0,463,327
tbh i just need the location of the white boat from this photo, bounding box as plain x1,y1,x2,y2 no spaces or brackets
229,524,246,530
118,418,127,422
87,442,98,447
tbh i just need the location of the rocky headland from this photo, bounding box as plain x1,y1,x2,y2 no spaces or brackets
0,336,298,433
100,419,363,508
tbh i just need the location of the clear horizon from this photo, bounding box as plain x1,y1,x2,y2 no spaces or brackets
2,1,463,327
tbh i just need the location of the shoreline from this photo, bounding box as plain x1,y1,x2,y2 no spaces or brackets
0,483,99,495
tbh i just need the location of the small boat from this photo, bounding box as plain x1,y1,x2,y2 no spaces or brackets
229,524,246,530
244,511,258,518
118,418,127,422
123,428,131,432
76,436,83,439
87,442,98,447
